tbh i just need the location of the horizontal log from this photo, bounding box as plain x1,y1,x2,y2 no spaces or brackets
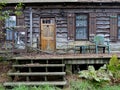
13,64,65,67
8,72,66,76
4,81,67,86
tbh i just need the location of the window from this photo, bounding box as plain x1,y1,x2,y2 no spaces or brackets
42,18,55,24
75,14,88,40
5,16,16,40
15,31,26,49
118,15,120,39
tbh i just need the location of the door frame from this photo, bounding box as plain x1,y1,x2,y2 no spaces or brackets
40,17,56,51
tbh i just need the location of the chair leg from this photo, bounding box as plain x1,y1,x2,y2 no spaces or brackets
95,45,98,54
82,46,86,54
103,47,105,53
108,46,110,54
74,46,77,54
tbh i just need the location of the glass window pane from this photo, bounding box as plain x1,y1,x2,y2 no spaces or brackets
15,31,26,49
5,16,16,40
76,15,87,20
76,20,87,27
118,15,120,40
75,14,88,40
76,28,87,39
6,30,13,40
118,21,120,27
118,16,120,20
118,28,120,39
6,16,16,27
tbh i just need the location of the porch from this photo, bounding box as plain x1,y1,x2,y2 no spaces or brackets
2,49,119,87
10,53,120,64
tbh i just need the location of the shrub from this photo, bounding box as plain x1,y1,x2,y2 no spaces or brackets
107,55,120,79
78,65,111,87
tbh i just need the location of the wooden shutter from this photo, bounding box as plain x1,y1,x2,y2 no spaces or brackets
0,20,5,42
89,13,96,37
17,14,25,30
67,13,75,40
110,13,117,41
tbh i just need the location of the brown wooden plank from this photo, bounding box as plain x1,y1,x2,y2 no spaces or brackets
12,54,115,60
8,72,66,76
0,20,5,42
89,13,96,36
41,18,55,51
67,13,75,40
13,64,65,67
4,81,67,86
110,13,118,41
17,14,25,26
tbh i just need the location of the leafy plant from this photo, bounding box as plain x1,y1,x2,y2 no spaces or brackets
107,55,120,78
15,3,24,16
0,1,24,20
78,65,111,87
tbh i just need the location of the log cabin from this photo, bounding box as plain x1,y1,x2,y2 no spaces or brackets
0,0,120,54
1,0,120,87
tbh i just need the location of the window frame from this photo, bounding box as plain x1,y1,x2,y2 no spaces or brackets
5,15,16,41
75,13,89,41
118,15,120,40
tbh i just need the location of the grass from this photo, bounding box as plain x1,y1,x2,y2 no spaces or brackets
0,84,5,90
11,85,61,90
70,80,95,90
0,81,120,90
97,85,120,90
69,80,120,90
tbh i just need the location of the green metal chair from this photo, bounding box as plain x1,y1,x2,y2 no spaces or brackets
94,35,110,54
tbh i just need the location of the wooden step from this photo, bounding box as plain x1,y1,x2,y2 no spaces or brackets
8,72,66,76
13,57,64,60
4,81,67,86
13,64,65,67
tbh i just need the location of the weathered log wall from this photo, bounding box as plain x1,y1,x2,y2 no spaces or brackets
23,6,120,52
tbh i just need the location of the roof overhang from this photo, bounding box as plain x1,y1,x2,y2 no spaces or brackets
1,0,120,3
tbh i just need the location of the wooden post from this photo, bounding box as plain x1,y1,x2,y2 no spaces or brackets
65,64,72,75
30,7,33,47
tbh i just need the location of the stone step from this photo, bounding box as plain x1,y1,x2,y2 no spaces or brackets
13,64,65,67
4,81,67,86
8,72,66,76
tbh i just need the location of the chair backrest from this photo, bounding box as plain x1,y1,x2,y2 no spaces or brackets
94,35,105,45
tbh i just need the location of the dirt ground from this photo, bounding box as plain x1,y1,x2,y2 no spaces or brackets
0,61,12,83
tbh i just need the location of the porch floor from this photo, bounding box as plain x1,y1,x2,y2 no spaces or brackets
12,53,120,60
9,53,120,65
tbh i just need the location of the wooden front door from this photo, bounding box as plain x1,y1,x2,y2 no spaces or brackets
41,18,55,51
